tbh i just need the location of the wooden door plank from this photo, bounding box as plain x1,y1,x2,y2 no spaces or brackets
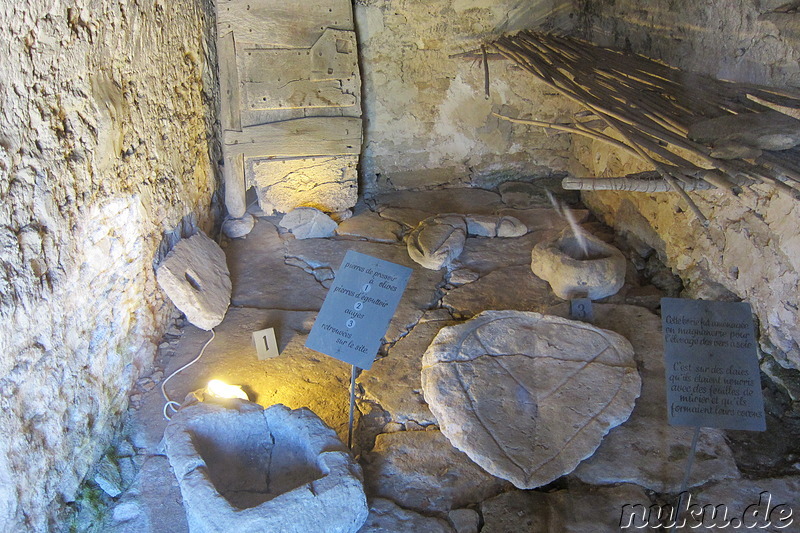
223,117,362,157
223,152,247,218
217,0,354,47
218,31,242,132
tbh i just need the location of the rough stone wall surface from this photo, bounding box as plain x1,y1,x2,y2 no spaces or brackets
574,0,800,372
355,0,581,194
0,1,217,530
577,0,800,87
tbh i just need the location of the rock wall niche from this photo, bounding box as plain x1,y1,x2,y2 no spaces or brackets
354,0,580,193
573,0,800,378
0,0,218,529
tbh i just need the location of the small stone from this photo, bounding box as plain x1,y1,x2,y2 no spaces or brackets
94,456,124,498
279,207,338,239
115,440,135,458
137,377,155,391
117,456,138,491
221,213,256,238
622,284,664,311
336,211,402,242
406,215,467,270
358,498,454,533
422,310,641,489
495,216,527,237
465,215,527,238
465,215,499,237
448,269,480,286
111,501,141,523
330,209,353,223
531,228,626,300
155,231,232,330
448,509,479,533
383,422,404,433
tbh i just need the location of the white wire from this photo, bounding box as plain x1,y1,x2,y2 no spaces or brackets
161,328,216,420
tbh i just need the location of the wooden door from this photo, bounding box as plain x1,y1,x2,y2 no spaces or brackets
216,0,361,217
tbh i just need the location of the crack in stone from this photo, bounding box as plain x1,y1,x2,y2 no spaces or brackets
451,362,529,479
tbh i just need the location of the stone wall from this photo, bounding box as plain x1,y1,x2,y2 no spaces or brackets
354,0,581,194
573,0,800,376
0,0,218,530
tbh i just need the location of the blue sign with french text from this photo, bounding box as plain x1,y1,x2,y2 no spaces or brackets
306,250,412,369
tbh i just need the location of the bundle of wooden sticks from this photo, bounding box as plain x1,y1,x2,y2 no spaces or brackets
489,31,800,224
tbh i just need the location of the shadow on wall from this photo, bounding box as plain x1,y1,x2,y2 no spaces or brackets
576,0,800,85
497,0,576,35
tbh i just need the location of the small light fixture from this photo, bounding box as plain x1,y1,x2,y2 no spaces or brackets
206,379,250,401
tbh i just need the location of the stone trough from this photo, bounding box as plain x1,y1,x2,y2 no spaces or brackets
530,228,626,300
164,400,368,533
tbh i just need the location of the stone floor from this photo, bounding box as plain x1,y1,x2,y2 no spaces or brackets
83,188,799,532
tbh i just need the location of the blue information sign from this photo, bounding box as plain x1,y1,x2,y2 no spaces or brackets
306,250,412,370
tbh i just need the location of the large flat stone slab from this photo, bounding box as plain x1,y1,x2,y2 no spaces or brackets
357,498,454,533
450,232,549,275
682,476,800,529
422,310,641,489
376,206,431,231
362,430,510,513
156,232,232,330
565,304,741,492
221,214,255,239
358,309,456,426
224,218,327,310
481,483,650,533
441,265,561,319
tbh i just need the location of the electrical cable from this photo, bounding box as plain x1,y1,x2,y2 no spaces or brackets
160,328,216,420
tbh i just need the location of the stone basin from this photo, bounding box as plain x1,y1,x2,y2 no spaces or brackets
164,400,368,533
530,228,626,300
